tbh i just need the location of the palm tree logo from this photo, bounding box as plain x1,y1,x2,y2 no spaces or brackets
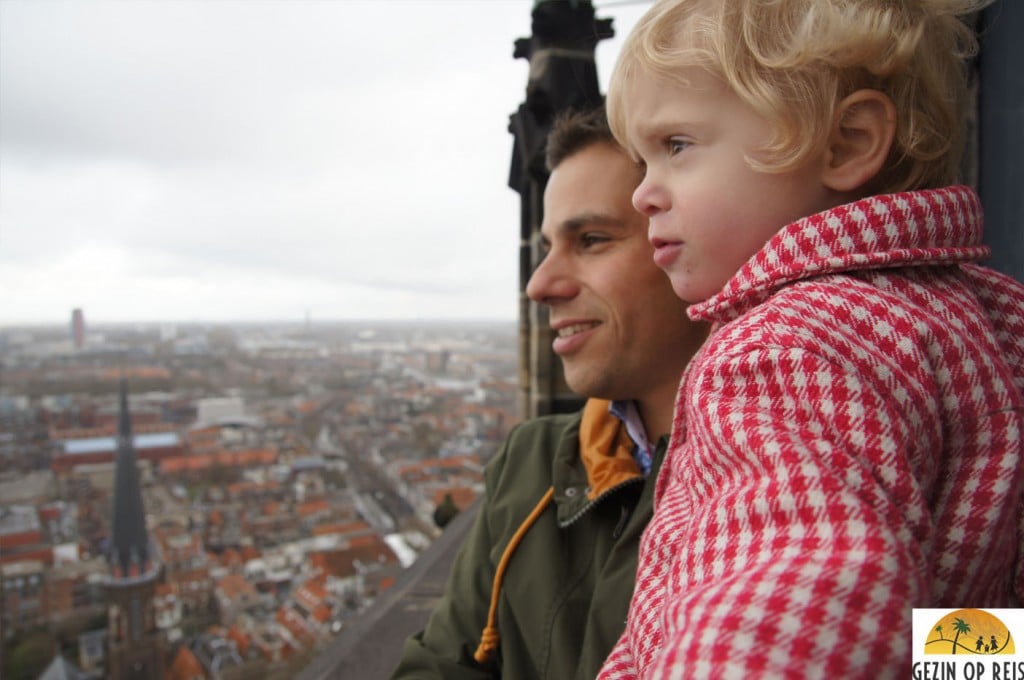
950,618,971,654
924,609,1014,655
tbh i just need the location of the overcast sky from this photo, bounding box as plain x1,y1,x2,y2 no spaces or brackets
0,0,649,327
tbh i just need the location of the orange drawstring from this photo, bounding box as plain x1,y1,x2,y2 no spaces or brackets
473,486,555,665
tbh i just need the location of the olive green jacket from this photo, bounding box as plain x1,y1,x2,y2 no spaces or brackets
391,399,666,680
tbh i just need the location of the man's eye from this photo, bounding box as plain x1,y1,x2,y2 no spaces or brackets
580,234,608,248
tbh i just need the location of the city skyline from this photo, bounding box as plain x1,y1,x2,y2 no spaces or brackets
1,312,520,678
1,310,521,332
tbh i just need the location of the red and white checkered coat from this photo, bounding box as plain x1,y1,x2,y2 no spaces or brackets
598,186,1024,679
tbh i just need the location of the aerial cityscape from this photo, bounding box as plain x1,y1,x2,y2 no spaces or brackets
0,310,520,679
2,0,1020,676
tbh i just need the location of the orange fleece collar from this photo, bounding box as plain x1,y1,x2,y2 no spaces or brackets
579,399,641,501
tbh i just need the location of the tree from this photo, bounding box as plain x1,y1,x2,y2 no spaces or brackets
4,628,53,680
433,493,460,529
951,618,972,654
935,624,944,640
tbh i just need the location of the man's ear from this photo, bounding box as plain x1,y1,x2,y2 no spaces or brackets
822,89,896,193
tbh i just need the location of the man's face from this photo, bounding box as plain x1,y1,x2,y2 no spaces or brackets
526,141,698,404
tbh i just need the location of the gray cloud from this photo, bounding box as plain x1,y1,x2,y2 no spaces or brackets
0,0,647,324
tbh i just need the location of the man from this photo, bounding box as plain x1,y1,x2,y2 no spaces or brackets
391,105,707,680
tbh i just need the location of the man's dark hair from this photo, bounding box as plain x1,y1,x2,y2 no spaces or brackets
544,103,614,172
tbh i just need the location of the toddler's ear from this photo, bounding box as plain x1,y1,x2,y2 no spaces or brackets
822,90,896,193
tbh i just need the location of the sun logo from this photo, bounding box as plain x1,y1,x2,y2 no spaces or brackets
924,609,1014,655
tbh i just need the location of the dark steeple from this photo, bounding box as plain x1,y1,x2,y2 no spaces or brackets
108,378,151,578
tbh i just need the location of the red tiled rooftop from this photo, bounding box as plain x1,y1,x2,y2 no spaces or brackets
168,644,204,680
309,536,399,579
311,520,372,537
346,534,382,549
220,548,242,567
167,566,211,587
311,602,332,624
227,481,259,495
227,625,251,656
293,577,327,610
297,499,329,518
215,573,257,600
277,605,315,646
395,454,481,476
99,366,171,380
158,447,277,474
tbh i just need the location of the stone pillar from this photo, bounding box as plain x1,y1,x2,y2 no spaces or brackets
508,0,613,418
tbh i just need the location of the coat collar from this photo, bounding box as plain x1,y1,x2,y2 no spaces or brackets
553,399,645,528
691,186,989,323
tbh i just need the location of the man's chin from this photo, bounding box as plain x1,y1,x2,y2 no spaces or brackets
563,369,607,400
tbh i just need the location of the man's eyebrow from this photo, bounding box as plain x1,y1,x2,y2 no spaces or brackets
537,213,628,248
556,213,625,234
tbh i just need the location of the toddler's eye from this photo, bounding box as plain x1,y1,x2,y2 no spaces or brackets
668,138,691,155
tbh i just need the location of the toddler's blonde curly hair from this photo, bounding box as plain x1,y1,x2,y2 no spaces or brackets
608,0,992,192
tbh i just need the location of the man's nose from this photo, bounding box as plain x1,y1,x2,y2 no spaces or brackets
526,249,577,305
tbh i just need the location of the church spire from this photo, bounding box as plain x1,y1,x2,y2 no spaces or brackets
108,377,151,578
